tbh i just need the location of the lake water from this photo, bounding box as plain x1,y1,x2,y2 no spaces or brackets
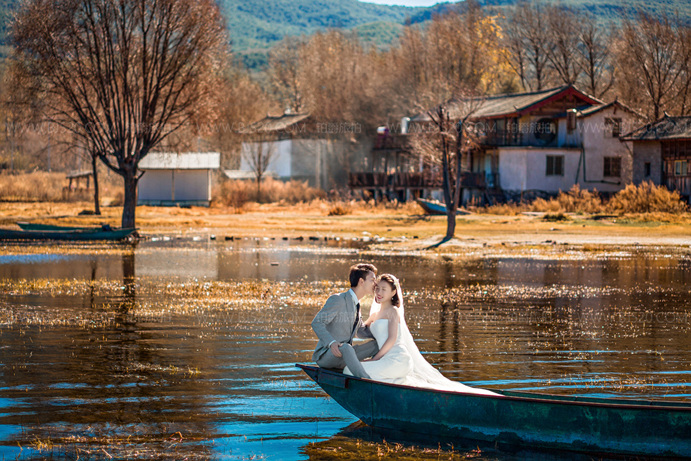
1,238,690,460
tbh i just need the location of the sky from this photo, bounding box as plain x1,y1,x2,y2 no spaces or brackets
359,0,462,6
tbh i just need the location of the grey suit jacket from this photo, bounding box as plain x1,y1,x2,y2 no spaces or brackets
311,291,372,362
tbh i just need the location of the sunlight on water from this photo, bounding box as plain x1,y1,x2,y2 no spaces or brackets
0,240,690,459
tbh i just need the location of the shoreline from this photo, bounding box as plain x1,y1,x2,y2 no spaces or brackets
0,201,690,253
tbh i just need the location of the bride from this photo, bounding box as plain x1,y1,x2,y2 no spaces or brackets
344,274,498,396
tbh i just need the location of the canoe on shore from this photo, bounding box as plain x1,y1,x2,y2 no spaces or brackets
415,198,469,216
0,227,137,241
16,222,113,232
296,363,691,458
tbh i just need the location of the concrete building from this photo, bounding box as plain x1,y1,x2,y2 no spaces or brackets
237,113,358,189
354,85,641,203
138,152,220,206
621,115,691,199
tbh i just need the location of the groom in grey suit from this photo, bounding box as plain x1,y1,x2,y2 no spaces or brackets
311,263,380,378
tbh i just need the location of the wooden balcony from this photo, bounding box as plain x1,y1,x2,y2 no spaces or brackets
349,172,488,189
373,134,411,151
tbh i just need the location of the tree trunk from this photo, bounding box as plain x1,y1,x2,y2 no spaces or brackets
256,176,262,203
122,170,138,229
445,209,456,239
91,154,101,215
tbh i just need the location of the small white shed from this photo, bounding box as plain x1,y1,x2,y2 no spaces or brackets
138,152,220,206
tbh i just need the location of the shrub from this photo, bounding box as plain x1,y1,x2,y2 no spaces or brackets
606,181,688,214
530,185,603,214
215,178,326,207
328,202,352,216
542,212,570,222
0,171,91,202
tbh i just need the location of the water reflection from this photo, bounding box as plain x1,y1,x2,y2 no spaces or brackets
0,242,690,460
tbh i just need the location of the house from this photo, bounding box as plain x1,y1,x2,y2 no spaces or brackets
237,112,360,189
138,152,220,206
352,85,640,203
621,115,691,199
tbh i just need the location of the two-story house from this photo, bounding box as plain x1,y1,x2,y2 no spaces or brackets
352,85,640,203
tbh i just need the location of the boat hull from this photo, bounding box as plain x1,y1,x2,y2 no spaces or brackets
415,198,446,215
17,222,105,231
297,364,691,458
0,228,136,241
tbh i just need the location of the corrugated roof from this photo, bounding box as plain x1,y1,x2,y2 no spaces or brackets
411,85,602,122
241,113,311,134
139,152,220,170
621,116,691,141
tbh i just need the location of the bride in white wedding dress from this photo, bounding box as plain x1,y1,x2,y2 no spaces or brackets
344,274,498,396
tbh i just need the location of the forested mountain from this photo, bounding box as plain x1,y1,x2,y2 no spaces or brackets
0,0,688,65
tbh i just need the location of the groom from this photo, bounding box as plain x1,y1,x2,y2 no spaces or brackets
311,263,379,378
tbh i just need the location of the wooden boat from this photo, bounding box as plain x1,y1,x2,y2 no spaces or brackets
415,198,447,215
17,222,106,231
297,364,691,457
0,227,137,241
415,198,469,216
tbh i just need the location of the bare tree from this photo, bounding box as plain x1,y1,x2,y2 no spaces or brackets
577,14,615,98
545,5,582,86
242,138,277,202
502,1,553,91
617,11,691,120
411,93,480,240
268,36,305,114
11,0,227,228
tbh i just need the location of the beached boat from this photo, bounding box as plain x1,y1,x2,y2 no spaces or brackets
296,364,691,457
17,222,107,231
0,227,137,241
415,198,469,216
415,198,446,215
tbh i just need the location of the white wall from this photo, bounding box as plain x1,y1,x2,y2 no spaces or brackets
138,169,211,203
174,170,210,201
499,147,581,193
240,139,292,178
578,108,634,192
139,170,173,201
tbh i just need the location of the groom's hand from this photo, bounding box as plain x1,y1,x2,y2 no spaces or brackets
330,342,343,358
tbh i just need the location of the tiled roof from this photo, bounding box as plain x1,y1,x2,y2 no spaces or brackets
577,100,640,118
241,113,311,133
620,115,691,141
411,85,601,122
139,152,220,170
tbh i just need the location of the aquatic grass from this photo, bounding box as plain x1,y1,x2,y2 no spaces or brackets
303,436,477,460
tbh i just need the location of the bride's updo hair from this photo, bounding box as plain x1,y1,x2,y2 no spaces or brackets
378,274,400,307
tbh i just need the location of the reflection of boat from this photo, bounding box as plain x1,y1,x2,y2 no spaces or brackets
0,226,137,241
296,364,691,457
415,198,469,216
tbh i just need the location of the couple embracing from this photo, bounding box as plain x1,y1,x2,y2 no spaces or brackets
311,263,497,394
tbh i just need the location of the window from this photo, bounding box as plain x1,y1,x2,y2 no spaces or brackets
535,118,557,145
675,160,688,176
603,157,621,177
644,162,651,177
605,117,622,138
546,155,564,176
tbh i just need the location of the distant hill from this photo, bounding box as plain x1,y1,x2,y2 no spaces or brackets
217,0,441,52
0,0,688,66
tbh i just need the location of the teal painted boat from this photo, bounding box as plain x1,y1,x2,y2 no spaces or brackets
415,199,469,216
415,198,447,215
0,227,136,241
17,222,111,231
297,364,691,458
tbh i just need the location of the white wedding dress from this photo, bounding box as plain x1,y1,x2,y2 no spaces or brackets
344,318,414,384
344,277,499,397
